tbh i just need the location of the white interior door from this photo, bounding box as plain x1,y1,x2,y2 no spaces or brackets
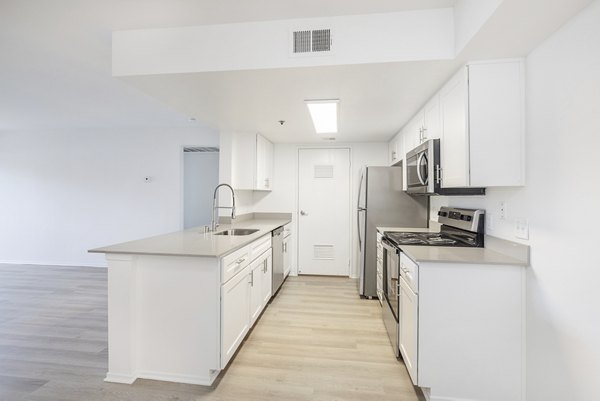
298,148,350,276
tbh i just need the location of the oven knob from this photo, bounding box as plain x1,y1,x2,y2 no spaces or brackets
438,211,448,217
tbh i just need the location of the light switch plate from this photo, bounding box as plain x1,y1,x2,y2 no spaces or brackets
514,219,529,240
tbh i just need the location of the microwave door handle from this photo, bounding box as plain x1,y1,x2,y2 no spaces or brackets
416,153,426,185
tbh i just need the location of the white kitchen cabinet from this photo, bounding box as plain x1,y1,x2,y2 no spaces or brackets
221,264,251,368
422,94,441,142
221,235,272,368
255,134,274,190
230,133,273,191
283,235,291,277
398,275,418,384
261,253,273,305
398,254,526,401
388,131,403,166
249,250,272,325
376,232,383,305
440,59,525,188
282,223,292,277
403,110,424,155
249,258,264,325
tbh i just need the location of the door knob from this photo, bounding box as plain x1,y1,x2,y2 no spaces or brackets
300,210,308,216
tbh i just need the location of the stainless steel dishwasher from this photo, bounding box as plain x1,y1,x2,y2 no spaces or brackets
271,226,285,295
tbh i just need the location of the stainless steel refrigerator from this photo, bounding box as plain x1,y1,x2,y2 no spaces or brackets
357,165,429,298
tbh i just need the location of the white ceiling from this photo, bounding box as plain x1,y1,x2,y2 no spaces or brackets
0,0,593,142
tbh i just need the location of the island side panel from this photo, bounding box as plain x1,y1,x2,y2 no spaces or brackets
104,253,221,386
135,254,221,385
105,254,138,384
418,262,525,401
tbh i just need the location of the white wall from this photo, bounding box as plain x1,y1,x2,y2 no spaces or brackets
183,151,220,228
453,0,502,54
432,2,600,399
113,9,454,76
0,126,219,267
252,142,388,278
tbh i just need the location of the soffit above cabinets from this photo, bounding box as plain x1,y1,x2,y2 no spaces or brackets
0,0,593,136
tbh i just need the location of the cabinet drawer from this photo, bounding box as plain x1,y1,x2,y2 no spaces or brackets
222,246,251,284
400,252,419,293
250,234,272,261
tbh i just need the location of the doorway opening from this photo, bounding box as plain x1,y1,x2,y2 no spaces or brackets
183,146,220,229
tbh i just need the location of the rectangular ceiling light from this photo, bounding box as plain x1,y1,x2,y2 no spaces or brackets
305,99,339,134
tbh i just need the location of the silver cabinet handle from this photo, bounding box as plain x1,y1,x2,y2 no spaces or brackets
249,271,254,286
265,178,270,188
300,210,308,216
236,257,246,265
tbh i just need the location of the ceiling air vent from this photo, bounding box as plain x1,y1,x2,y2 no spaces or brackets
183,146,219,153
291,28,332,55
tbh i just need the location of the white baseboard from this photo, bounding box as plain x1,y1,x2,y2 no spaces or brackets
137,370,220,386
105,373,136,384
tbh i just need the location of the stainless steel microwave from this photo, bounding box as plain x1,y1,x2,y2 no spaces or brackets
405,139,485,196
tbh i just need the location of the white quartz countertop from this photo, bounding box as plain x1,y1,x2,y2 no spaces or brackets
89,218,291,258
377,226,528,266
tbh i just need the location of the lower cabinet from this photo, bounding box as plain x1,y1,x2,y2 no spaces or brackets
250,251,272,325
283,223,292,277
376,232,384,304
221,264,252,368
221,239,272,368
398,275,418,384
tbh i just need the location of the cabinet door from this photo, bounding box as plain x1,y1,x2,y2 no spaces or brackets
255,134,274,191
389,133,402,166
423,94,441,141
404,111,424,153
261,253,273,305
221,266,251,368
249,259,264,325
440,67,470,188
231,133,257,190
399,276,418,385
283,236,291,276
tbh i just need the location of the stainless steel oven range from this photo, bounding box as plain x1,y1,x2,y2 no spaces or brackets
381,206,485,357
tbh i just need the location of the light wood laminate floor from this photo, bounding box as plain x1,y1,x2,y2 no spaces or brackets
0,264,424,401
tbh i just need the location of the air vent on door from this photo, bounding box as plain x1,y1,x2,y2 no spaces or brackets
183,147,220,153
313,245,334,260
291,28,332,55
314,165,334,179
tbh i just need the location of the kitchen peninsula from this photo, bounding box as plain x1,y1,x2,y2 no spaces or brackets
90,214,291,386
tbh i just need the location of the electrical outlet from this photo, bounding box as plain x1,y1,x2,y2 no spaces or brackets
514,219,529,240
499,201,507,220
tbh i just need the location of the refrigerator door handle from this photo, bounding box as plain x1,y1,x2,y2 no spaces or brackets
357,209,363,251
357,170,365,210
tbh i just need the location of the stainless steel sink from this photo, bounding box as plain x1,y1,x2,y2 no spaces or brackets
213,228,259,236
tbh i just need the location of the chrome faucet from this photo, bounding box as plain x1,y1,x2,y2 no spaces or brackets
211,183,236,232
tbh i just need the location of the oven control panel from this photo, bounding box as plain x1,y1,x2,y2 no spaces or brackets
437,207,485,233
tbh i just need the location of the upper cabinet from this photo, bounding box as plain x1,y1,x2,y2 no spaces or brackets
422,94,441,142
403,111,424,156
228,133,274,191
388,132,403,166
440,60,525,188
255,134,274,191
388,58,525,190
